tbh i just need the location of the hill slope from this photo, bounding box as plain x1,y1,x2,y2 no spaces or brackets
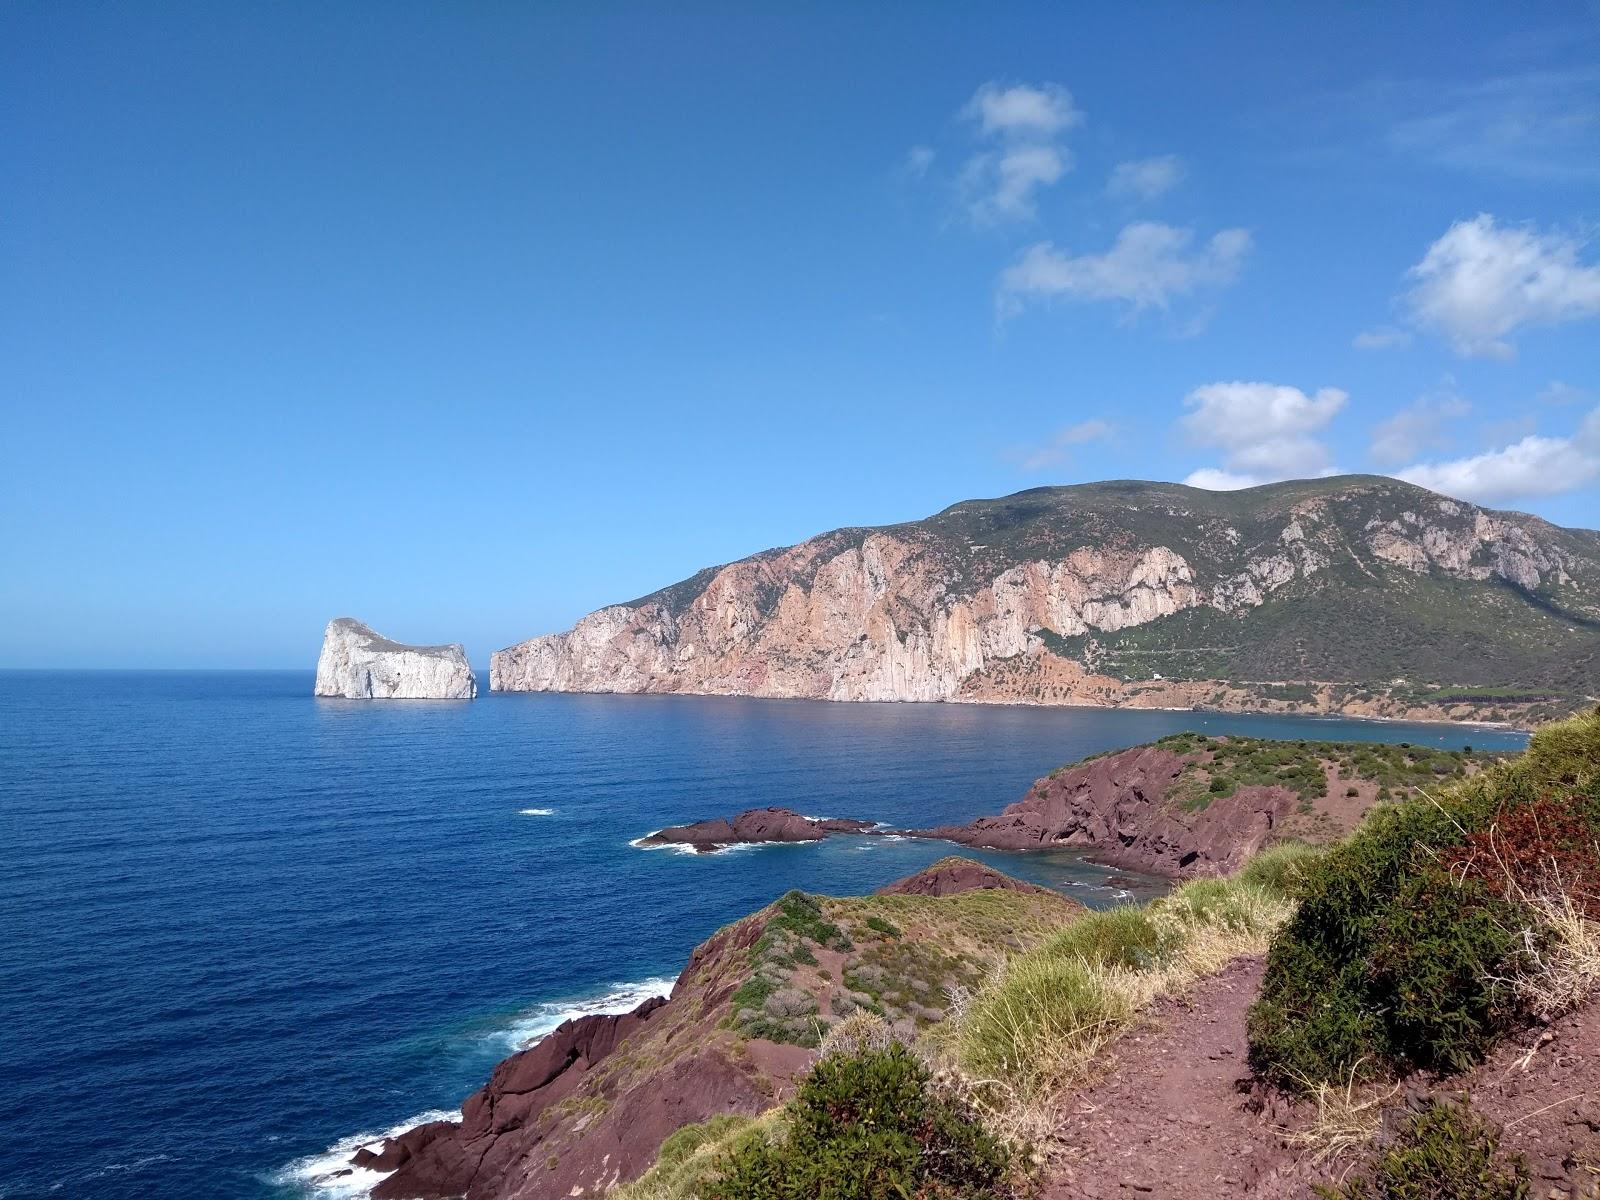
491,476,1600,723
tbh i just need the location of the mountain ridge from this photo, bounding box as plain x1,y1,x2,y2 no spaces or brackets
493,475,1600,724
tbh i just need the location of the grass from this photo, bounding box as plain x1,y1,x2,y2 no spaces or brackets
941,849,1321,1124
611,1112,780,1200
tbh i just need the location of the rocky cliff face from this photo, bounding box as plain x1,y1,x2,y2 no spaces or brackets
314,618,477,700
491,477,1599,722
912,734,1500,877
352,866,1077,1199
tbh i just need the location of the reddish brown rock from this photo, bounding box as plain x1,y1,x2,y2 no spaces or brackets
364,912,804,1200
906,744,1300,877
876,856,1055,897
642,806,875,852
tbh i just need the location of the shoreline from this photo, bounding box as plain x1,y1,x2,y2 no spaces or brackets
483,684,1541,733
279,976,676,1198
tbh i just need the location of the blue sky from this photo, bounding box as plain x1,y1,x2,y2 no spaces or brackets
3,3,1599,668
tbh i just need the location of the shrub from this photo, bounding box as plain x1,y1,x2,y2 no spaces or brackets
1247,783,1526,1087
1317,1099,1529,1200
818,1010,896,1059
702,1044,1010,1200
1451,794,1600,919
1249,710,1600,1092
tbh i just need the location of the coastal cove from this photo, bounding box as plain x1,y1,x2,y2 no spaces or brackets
0,672,1528,1200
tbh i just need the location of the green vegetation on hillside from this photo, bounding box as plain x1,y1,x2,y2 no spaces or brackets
725,883,1074,1049
702,1044,1010,1200
624,718,1600,1200
1155,732,1501,813
1317,1098,1531,1200
1247,709,1600,1090
619,478,1600,722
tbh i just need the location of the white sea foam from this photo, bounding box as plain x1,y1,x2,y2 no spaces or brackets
518,807,555,816
629,832,700,855
276,977,674,1196
497,976,676,1050
271,1108,459,1198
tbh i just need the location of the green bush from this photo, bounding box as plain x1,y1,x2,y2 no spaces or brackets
1247,779,1525,1087
1317,1099,1529,1200
702,1044,1010,1200
1248,710,1600,1091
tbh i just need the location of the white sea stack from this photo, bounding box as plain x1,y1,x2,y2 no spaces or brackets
314,617,477,699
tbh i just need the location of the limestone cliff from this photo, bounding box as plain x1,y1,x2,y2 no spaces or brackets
314,618,477,700
491,477,1600,723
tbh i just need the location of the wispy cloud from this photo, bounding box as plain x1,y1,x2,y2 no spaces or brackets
902,145,936,180
1395,407,1600,502
959,82,1082,224
1403,214,1600,358
1368,386,1470,466
1380,68,1600,184
1106,155,1185,201
1353,327,1412,351
1180,381,1345,489
1012,418,1115,471
998,223,1251,318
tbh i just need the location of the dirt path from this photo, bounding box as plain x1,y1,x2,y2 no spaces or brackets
1044,955,1311,1199
1042,955,1600,1199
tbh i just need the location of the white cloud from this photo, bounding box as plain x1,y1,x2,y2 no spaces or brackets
1395,407,1600,502
999,223,1252,315
1182,467,1264,491
963,82,1082,139
1404,214,1600,358
903,145,935,179
1353,326,1412,351
1014,418,1114,471
1180,381,1346,488
1106,155,1185,200
1368,388,1470,466
960,82,1081,224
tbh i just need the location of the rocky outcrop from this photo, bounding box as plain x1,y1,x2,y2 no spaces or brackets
314,618,477,700
876,856,1055,897
490,477,1600,722
905,736,1492,877
355,873,1078,1199
642,807,877,852
908,744,1281,876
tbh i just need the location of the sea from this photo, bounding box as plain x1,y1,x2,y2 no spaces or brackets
0,670,1529,1199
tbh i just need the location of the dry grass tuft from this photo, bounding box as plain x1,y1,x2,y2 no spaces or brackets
1282,1063,1402,1165
1507,888,1600,1021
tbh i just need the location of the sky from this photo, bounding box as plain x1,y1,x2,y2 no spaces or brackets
3,3,1599,668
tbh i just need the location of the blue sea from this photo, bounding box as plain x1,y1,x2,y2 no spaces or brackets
0,671,1528,1199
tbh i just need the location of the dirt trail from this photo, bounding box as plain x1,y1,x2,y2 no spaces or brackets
1045,956,1311,1199
1043,955,1600,1199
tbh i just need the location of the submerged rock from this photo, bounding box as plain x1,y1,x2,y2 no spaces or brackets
313,618,477,700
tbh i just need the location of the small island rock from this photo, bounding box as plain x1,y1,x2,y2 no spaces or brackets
313,618,477,700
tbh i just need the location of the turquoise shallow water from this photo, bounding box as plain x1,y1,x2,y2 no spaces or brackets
0,671,1528,1199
